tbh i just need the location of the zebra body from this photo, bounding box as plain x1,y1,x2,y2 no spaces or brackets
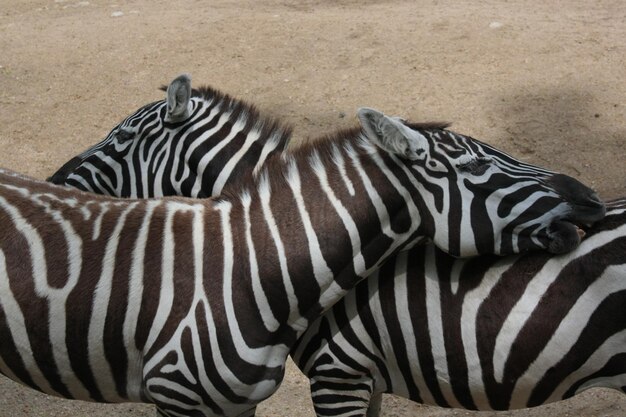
0,105,605,416
48,74,291,198
292,198,626,416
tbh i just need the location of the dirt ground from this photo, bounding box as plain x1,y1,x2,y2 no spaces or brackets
0,0,625,416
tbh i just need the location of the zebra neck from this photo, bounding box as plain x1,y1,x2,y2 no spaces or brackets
218,134,423,336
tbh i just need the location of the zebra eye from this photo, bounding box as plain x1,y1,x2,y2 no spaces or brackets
457,157,492,175
115,128,135,142
446,149,466,159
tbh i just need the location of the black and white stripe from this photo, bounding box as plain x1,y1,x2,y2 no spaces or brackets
50,94,605,258
5,105,603,417
292,198,625,416
48,74,291,198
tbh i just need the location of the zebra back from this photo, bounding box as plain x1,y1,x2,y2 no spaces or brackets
292,198,626,415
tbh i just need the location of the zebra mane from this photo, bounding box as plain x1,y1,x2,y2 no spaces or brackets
159,83,293,154
217,119,451,202
216,126,360,202
290,119,451,162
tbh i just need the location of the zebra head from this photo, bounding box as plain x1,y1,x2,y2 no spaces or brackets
357,107,606,256
48,74,291,198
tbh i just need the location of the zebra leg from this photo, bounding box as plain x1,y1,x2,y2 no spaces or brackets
366,393,382,417
236,406,257,417
310,376,375,417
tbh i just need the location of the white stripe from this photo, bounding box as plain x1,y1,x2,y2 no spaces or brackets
258,172,300,330
460,257,516,409
220,199,288,365
88,201,139,401
567,331,626,396
253,132,283,177
1,182,91,333
92,202,110,240
211,127,260,195
394,251,437,403
0,250,58,395
353,138,421,242
136,115,165,197
80,155,123,195
0,195,59,395
151,136,170,197
309,149,366,280
170,103,222,195
33,193,90,399
144,202,193,352
424,244,463,408
190,111,243,197
331,143,355,196
141,203,228,407
123,199,161,400
242,191,280,332
511,264,626,407
285,159,334,309
66,172,96,193
146,377,202,411
126,139,140,197
493,223,626,384
484,181,561,253
342,143,421,277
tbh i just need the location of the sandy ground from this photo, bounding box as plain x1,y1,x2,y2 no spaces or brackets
0,0,625,416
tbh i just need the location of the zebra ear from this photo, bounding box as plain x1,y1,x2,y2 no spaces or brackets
357,107,425,160
165,74,192,122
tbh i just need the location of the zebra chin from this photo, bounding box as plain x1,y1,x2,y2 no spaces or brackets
541,173,607,254
545,219,589,254
543,204,606,254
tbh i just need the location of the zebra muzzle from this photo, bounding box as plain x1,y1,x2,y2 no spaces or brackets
546,219,587,254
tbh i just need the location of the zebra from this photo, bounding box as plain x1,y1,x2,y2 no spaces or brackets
0,107,605,417
48,74,292,198
291,197,626,417
46,79,612,416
